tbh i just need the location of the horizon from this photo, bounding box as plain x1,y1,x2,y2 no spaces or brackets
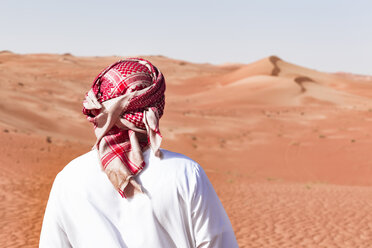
3,51,371,77
1,0,371,75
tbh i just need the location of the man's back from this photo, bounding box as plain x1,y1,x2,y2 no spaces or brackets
40,148,238,248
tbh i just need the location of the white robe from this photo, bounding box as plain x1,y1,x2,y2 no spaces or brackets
39,148,238,248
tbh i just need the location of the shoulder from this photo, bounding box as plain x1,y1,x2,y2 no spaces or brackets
160,149,199,166
153,149,202,176
59,149,98,174
53,150,101,191
153,148,206,191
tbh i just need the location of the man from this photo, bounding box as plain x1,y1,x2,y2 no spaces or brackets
39,58,238,248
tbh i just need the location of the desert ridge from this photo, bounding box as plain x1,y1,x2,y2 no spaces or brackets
1,52,372,247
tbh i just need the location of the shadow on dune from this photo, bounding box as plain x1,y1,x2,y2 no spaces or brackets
269,56,281,76
294,76,316,93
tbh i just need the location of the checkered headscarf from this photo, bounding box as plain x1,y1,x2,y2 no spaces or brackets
83,58,165,198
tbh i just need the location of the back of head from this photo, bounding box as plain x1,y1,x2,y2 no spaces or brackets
82,58,166,198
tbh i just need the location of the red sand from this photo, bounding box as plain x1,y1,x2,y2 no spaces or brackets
1,52,372,247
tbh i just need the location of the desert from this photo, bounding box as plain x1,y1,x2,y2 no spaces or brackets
1,51,372,247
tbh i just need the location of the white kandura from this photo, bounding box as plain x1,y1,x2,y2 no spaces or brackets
40,148,238,248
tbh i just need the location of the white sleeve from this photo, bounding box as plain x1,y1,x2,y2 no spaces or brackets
191,165,238,248
39,175,72,248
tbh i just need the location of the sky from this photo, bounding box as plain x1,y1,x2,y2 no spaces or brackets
0,0,371,74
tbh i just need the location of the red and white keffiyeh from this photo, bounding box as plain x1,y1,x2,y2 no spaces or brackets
82,58,165,198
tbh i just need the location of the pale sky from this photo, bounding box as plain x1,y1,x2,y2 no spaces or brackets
1,0,371,75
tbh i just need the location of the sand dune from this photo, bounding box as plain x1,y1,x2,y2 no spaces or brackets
180,56,372,109
1,52,372,247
